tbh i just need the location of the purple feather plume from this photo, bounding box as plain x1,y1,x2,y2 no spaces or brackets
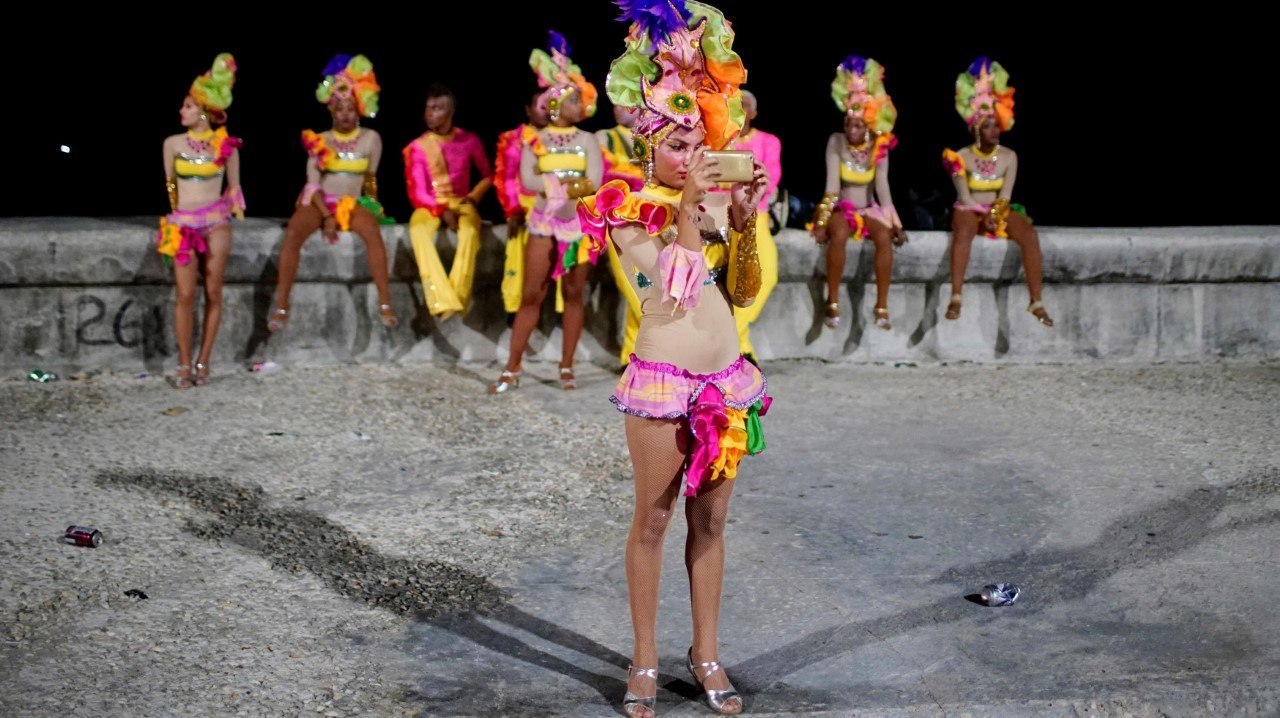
968,57,991,77
840,55,867,75
547,30,572,57
615,0,690,41
323,54,353,77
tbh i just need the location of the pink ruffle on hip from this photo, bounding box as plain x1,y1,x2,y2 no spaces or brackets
611,354,767,420
166,196,233,232
528,206,586,242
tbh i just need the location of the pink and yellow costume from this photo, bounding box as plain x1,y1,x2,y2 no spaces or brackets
580,0,770,496
812,55,901,239
524,32,602,281
298,54,390,235
404,127,493,315
157,53,245,266
942,57,1028,238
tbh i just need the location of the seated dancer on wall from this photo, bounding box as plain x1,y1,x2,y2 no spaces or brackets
404,84,493,320
267,54,398,333
942,57,1053,326
810,56,907,331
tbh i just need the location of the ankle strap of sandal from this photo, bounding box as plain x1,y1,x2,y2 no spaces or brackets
691,659,724,678
628,666,658,679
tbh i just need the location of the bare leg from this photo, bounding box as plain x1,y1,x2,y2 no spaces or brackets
866,217,895,328
823,212,853,326
1005,212,1044,302
270,205,323,328
348,207,396,327
502,235,557,374
623,415,686,715
1006,212,1052,325
558,260,590,380
947,210,980,319
194,223,233,380
685,472,740,706
172,249,199,387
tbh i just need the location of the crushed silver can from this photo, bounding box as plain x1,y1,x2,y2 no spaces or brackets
980,583,1020,606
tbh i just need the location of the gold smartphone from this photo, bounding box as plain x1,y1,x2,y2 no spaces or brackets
704,150,754,183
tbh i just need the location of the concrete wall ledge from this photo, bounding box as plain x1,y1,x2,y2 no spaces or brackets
2,218,1277,372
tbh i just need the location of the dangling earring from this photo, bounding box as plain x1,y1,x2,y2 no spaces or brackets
633,135,654,186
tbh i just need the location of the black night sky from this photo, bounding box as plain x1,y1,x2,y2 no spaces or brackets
11,6,1269,229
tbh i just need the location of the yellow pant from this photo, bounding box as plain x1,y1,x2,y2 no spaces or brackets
501,224,528,314
409,200,482,315
614,213,777,361
734,212,778,356
502,197,565,315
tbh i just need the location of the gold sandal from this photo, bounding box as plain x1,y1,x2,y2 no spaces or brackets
873,306,891,330
945,294,962,321
823,302,841,329
1028,300,1054,327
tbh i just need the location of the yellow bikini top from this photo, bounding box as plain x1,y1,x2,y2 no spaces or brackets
174,129,224,181
328,152,370,175
536,126,588,176
840,162,874,186
537,149,587,175
174,153,223,181
966,145,1004,192
325,128,370,175
839,141,875,186
967,174,1004,191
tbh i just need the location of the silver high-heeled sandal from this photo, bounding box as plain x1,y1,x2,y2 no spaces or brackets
378,303,399,329
623,665,658,717
559,366,576,391
488,370,521,394
267,307,289,332
194,362,210,386
687,648,742,715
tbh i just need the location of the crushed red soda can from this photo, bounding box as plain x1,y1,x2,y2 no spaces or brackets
64,525,103,548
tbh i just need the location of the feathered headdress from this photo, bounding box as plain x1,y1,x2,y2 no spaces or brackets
605,0,747,152
529,31,599,120
316,54,381,118
956,57,1015,131
831,55,896,134
189,53,237,124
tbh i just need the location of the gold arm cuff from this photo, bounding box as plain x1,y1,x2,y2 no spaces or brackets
728,213,762,307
